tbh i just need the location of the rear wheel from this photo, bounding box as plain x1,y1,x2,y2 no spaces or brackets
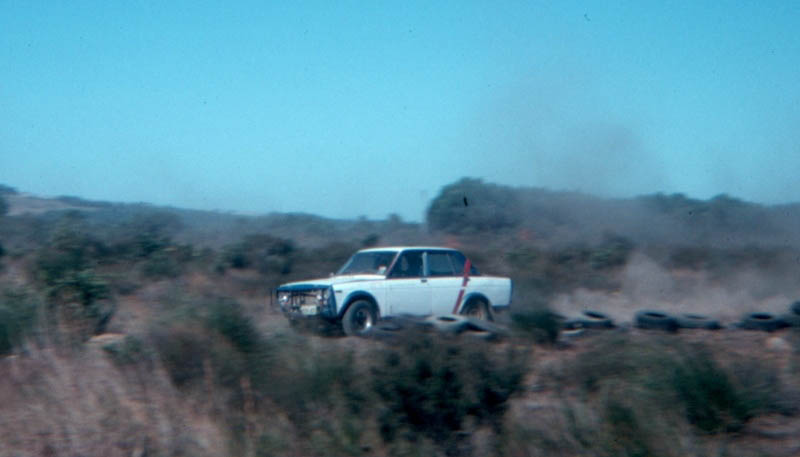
342,300,377,336
461,299,494,322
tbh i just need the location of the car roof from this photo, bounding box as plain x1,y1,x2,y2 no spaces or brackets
356,246,459,253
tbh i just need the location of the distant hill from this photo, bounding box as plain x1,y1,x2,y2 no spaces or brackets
5,179,800,250
0,188,421,249
426,178,800,248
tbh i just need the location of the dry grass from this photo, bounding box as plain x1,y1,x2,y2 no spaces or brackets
3,201,800,457
0,342,225,457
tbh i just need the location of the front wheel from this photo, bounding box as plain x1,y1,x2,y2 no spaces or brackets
342,300,377,336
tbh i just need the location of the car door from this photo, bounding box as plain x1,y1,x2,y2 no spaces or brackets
385,250,430,316
426,250,464,315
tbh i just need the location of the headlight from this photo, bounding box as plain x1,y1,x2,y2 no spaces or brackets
278,292,290,305
316,288,330,303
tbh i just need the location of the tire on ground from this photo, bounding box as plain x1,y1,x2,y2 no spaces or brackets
462,316,507,337
460,298,494,322
425,315,473,334
676,313,722,330
635,310,679,332
783,301,800,327
738,312,788,332
579,310,615,329
560,319,586,339
342,300,378,336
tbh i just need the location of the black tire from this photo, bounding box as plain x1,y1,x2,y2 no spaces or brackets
676,313,722,330
784,301,800,327
460,299,494,322
560,319,586,339
342,300,377,336
738,312,788,332
779,312,800,327
579,310,614,329
635,310,679,332
562,318,585,331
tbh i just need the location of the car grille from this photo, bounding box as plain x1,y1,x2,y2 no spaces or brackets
280,290,330,315
285,291,323,306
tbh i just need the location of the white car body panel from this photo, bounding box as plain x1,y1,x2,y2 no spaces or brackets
276,247,512,322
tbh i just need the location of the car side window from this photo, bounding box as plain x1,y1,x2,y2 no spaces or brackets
427,251,456,276
388,251,424,278
448,251,480,275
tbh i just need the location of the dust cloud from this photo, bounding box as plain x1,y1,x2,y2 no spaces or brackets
551,252,800,324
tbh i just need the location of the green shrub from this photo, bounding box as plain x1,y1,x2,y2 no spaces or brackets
151,322,219,387
669,348,747,433
361,233,380,247
511,308,561,344
150,300,259,389
601,396,657,457
263,337,367,436
47,269,115,337
140,250,183,278
35,227,109,285
109,211,183,259
590,235,634,270
669,348,790,433
556,336,789,436
221,234,295,275
427,178,522,234
102,335,152,366
371,331,527,455
206,300,263,356
0,288,40,354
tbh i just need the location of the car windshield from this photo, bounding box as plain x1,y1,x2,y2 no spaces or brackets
337,251,398,275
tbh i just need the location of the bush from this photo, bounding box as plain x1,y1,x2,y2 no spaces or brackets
113,211,183,259
511,308,561,344
263,337,367,438
371,331,527,455
669,347,790,433
35,226,109,285
221,234,295,274
555,335,789,436
427,178,522,234
601,396,659,457
590,235,634,270
150,299,260,389
206,300,264,356
47,269,115,337
140,250,183,279
152,321,221,387
102,335,152,367
0,288,40,354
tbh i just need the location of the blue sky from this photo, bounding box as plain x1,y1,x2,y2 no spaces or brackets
2,1,799,221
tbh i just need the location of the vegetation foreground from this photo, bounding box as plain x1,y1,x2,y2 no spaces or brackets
2,180,800,456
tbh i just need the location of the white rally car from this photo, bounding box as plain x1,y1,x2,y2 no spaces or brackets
276,246,512,335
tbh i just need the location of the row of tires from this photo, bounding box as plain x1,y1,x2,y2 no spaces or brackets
558,300,800,334
364,314,506,341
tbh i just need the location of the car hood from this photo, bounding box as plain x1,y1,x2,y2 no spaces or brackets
278,274,385,289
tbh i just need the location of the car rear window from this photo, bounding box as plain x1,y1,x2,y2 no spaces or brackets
427,251,456,276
